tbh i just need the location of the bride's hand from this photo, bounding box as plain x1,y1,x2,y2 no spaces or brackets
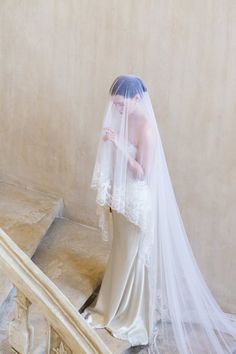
103,128,118,148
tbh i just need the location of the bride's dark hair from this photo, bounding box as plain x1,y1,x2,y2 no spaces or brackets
109,75,147,98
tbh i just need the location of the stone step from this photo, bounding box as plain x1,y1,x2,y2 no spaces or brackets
0,181,64,307
30,217,131,353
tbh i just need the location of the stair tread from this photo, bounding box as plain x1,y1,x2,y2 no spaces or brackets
0,181,63,306
32,217,131,353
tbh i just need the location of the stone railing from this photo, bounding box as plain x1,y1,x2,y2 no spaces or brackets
0,227,111,354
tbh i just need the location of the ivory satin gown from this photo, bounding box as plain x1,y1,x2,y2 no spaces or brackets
82,142,153,346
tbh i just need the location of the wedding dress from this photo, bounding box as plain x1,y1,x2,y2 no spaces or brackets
82,142,155,346
82,75,236,353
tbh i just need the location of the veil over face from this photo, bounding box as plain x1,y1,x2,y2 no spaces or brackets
91,75,236,353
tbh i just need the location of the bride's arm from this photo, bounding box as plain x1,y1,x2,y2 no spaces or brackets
120,147,144,179
128,125,153,179
103,125,153,180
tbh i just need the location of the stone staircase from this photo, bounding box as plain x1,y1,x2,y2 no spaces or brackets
0,181,64,307
0,181,133,353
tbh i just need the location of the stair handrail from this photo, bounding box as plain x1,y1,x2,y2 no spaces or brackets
0,227,111,353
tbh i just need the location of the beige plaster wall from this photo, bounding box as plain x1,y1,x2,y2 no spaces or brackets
0,1,235,312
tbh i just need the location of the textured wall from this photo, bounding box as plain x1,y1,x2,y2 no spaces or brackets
0,1,236,312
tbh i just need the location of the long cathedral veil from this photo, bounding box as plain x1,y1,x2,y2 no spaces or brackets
91,75,236,353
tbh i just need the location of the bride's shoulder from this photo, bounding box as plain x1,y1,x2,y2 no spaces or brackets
139,117,153,137
136,118,155,150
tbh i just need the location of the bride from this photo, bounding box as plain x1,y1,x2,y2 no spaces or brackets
82,74,236,353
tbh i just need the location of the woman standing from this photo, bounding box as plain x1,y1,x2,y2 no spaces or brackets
82,75,236,353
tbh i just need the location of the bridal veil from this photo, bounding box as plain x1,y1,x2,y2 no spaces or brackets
90,74,236,353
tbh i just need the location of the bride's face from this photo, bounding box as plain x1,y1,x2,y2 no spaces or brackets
112,95,139,115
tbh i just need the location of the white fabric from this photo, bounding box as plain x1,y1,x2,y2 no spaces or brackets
82,209,151,346
85,75,236,353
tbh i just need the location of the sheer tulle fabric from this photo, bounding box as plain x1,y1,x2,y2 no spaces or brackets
90,75,236,353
